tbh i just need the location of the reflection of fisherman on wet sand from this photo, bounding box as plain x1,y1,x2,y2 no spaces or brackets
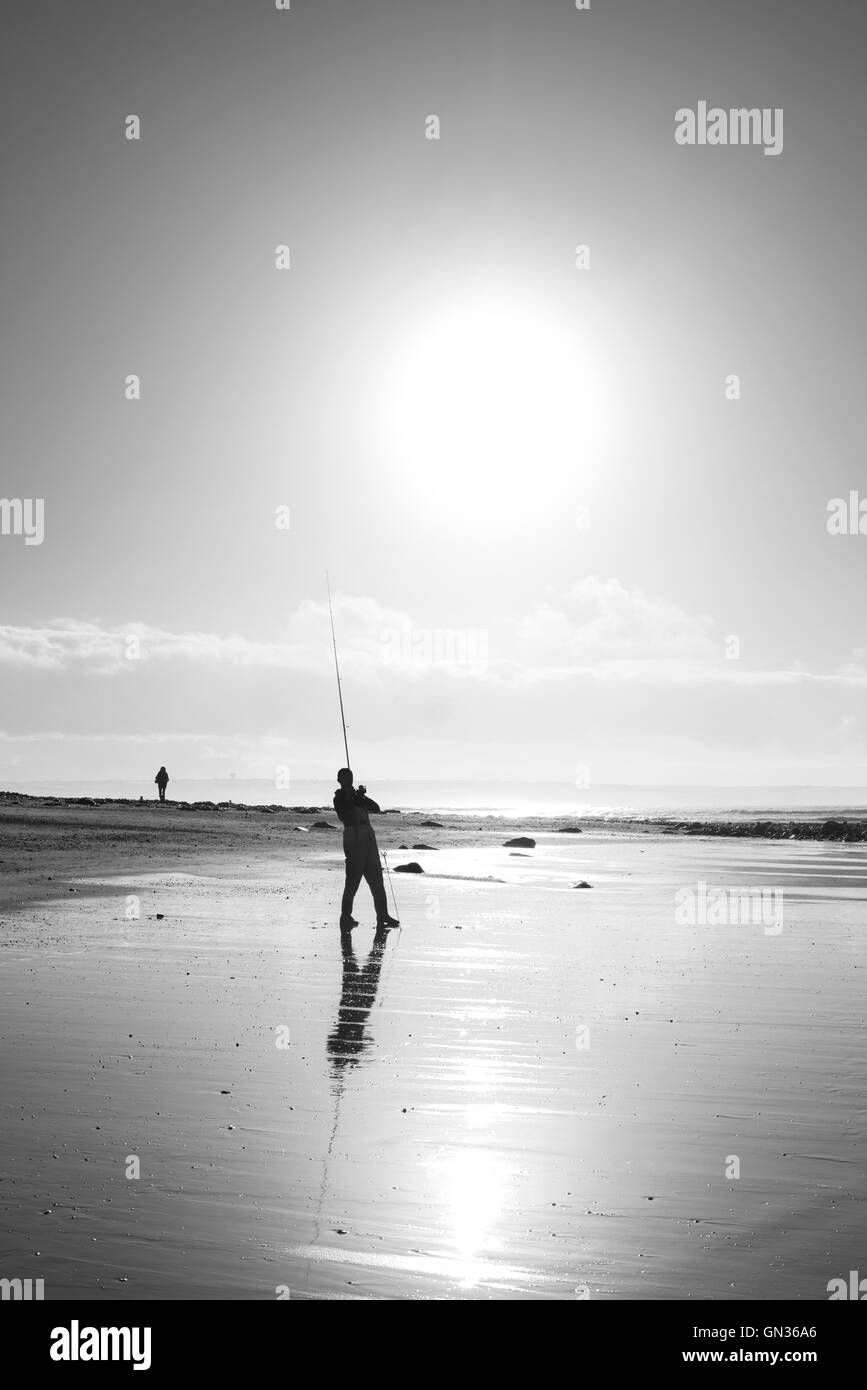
312,930,391,1259
326,928,388,1076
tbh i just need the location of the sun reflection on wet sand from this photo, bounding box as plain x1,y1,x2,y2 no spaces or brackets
435,1146,507,1288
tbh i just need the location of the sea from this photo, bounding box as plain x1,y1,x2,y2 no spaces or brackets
2,780,866,823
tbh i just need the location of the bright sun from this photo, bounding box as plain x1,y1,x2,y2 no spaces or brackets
379,290,608,517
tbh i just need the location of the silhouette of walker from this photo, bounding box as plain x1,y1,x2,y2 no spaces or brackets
154,766,169,802
333,768,399,931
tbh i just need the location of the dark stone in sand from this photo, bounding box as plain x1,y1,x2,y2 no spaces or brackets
573,880,592,889
311,820,337,830
420,820,444,828
412,843,438,850
504,837,535,848
557,826,583,833
822,819,849,839
509,851,530,857
399,843,409,849
394,862,424,873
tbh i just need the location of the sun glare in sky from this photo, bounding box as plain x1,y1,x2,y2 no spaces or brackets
380,289,610,520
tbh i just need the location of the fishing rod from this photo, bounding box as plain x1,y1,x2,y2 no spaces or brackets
326,572,351,770
381,849,401,929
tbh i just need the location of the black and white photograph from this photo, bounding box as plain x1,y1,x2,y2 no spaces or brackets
1,0,865,1354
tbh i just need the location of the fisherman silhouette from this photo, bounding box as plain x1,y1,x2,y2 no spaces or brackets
155,766,169,803
333,768,399,931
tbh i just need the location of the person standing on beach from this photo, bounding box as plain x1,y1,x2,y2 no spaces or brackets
155,766,169,802
333,768,399,932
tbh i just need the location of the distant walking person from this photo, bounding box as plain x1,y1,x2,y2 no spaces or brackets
155,766,169,802
333,768,399,932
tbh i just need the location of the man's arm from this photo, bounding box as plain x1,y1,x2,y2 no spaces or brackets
356,789,381,814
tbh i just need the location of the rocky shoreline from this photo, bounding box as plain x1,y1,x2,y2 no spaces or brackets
0,790,326,814
1,791,865,843
649,816,867,843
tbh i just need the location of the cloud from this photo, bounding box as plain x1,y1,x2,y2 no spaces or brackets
0,620,309,674
0,598,402,676
1,583,866,783
1,583,865,693
513,576,716,667
843,647,867,677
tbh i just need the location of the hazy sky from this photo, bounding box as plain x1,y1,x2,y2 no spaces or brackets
1,0,866,787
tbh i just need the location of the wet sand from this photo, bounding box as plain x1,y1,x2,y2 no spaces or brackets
1,802,865,1300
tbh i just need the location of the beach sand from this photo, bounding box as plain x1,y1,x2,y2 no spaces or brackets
1,802,865,1300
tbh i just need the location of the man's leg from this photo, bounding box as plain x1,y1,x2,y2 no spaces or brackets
363,839,389,922
341,858,364,921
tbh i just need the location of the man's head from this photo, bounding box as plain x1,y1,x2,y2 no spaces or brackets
337,767,353,788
